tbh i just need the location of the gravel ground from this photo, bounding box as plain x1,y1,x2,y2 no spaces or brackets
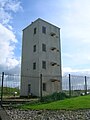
5,108,90,120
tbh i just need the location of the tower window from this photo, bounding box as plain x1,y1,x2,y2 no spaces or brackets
34,28,36,34
33,62,36,70
43,83,46,91
42,61,46,69
33,45,36,52
42,44,46,52
42,26,46,34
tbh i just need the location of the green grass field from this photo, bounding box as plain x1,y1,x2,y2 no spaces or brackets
19,95,90,110
0,87,20,97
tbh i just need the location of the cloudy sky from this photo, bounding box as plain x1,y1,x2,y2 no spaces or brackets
0,0,90,75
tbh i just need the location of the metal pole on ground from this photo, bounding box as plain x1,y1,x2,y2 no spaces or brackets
85,76,87,95
1,72,4,107
69,74,71,97
40,74,42,101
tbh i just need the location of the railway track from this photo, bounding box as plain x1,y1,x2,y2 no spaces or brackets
0,98,39,106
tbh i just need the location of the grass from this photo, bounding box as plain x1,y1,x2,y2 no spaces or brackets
0,87,20,97
19,95,90,110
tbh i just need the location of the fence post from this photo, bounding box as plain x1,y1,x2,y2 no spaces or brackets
85,76,87,95
40,74,42,101
1,72,4,107
69,74,71,97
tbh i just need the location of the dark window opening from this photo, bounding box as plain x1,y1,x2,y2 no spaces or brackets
34,28,36,34
42,61,46,69
42,26,46,34
33,62,36,70
43,83,46,91
42,44,46,52
28,84,31,95
33,45,36,52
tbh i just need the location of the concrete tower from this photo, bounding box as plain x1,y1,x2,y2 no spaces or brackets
20,18,62,97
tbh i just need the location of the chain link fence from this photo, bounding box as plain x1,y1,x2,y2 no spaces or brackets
0,72,90,106
0,73,20,102
62,74,90,97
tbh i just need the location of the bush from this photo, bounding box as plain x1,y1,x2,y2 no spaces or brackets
41,92,69,103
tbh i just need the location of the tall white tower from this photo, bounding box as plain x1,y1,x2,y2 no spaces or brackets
20,18,62,97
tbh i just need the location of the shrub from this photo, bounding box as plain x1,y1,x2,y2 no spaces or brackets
41,92,69,103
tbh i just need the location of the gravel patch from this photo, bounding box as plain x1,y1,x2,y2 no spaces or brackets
5,108,90,120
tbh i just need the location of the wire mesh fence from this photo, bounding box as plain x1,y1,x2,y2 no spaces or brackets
0,72,90,102
0,73,20,100
62,74,90,96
